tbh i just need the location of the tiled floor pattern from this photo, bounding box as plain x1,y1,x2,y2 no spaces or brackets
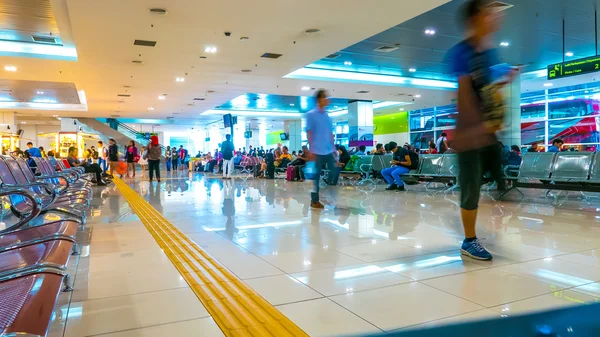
49,172,600,336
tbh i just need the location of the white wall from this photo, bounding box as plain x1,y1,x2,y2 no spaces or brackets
18,124,62,151
373,133,409,148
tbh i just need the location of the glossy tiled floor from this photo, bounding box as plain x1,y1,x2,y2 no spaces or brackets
50,171,600,336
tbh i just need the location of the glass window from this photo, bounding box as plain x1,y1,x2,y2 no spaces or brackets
548,117,600,144
521,121,545,145
410,132,434,150
342,125,349,134
548,99,596,119
409,113,435,131
335,125,343,134
434,113,457,129
521,103,546,119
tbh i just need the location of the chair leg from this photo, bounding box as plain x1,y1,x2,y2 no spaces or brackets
71,243,80,255
498,186,515,200
62,273,74,292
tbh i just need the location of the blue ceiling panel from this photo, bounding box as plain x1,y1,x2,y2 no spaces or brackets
316,0,600,80
214,93,351,113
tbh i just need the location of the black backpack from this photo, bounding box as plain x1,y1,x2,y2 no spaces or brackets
408,151,419,170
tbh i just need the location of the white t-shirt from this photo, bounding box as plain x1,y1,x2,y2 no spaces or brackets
436,137,447,152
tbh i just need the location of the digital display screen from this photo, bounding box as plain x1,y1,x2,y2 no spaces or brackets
548,55,600,80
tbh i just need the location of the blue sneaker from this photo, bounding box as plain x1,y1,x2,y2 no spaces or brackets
461,239,493,261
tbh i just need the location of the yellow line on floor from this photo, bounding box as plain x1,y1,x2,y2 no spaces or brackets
114,178,308,337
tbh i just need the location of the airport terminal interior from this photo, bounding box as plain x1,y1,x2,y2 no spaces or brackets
5,0,600,336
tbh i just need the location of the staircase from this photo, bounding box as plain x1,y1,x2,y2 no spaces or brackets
78,118,148,150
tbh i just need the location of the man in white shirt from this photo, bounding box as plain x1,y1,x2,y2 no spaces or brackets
436,133,449,154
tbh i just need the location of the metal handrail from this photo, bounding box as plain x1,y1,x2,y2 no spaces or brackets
105,119,167,152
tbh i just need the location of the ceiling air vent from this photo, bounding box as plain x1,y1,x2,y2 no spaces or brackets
32,35,57,44
132,60,143,64
261,53,282,59
117,94,131,97
148,8,168,15
133,39,157,47
356,90,370,94
488,1,513,12
193,97,205,101
325,53,341,59
374,45,399,53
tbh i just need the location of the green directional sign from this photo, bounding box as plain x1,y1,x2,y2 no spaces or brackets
548,55,600,80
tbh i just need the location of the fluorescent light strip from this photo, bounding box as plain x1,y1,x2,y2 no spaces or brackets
372,101,410,109
285,67,457,89
0,40,77,60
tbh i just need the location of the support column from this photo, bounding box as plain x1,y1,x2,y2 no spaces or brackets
1,112,16,133
284,120,303,152
498,75,521,147
60,118,79,132
245,121,261,149
348,100,374,150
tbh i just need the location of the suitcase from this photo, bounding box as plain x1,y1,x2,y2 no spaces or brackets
286,166,297,181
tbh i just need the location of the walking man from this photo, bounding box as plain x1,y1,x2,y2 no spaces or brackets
306,89,339,209
447,0,517,260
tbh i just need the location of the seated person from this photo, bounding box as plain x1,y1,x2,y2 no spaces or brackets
373,143,385,155
233,152,243,166
291,151,298,161
47,150,58,170
337,146,351,169
275,146,292,167
381,141,411,191
356,145,366,156
548,138,564,152
507,145,522,166
66,146,107,186
428,141,438,154
23,151,38,175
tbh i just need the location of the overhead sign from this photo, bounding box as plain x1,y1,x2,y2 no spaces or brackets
548,55,600,80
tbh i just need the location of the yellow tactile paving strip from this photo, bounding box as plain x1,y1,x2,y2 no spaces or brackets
114,178,308,337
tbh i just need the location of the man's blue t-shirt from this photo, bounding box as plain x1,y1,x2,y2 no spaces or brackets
548,145,560,152
26,147,42,157
306,108,334,155
447,40,505,130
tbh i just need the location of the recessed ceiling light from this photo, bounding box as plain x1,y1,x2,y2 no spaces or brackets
500,41,510,47
158,95,166,100
543,83,553,87
290,103,295,106
148,107,154,110
424,29,436,35
344,61,352,66
21,121,26,124
565,51,574,57
301,86,311,91
409,68,416,72
414,94,422,98
175,77,185,82
52,114,58,117
4,65,17,72
204,46,217,53
36,91,44,94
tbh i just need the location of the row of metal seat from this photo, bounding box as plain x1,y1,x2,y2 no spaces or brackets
501,151,600,198
0,155,94,336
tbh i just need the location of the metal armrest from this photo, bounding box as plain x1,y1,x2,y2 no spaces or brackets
0,188,42,230
37,174,71,191
3,182,59,209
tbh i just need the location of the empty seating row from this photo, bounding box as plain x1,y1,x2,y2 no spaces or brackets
501,151,600,199
0,155,94,336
